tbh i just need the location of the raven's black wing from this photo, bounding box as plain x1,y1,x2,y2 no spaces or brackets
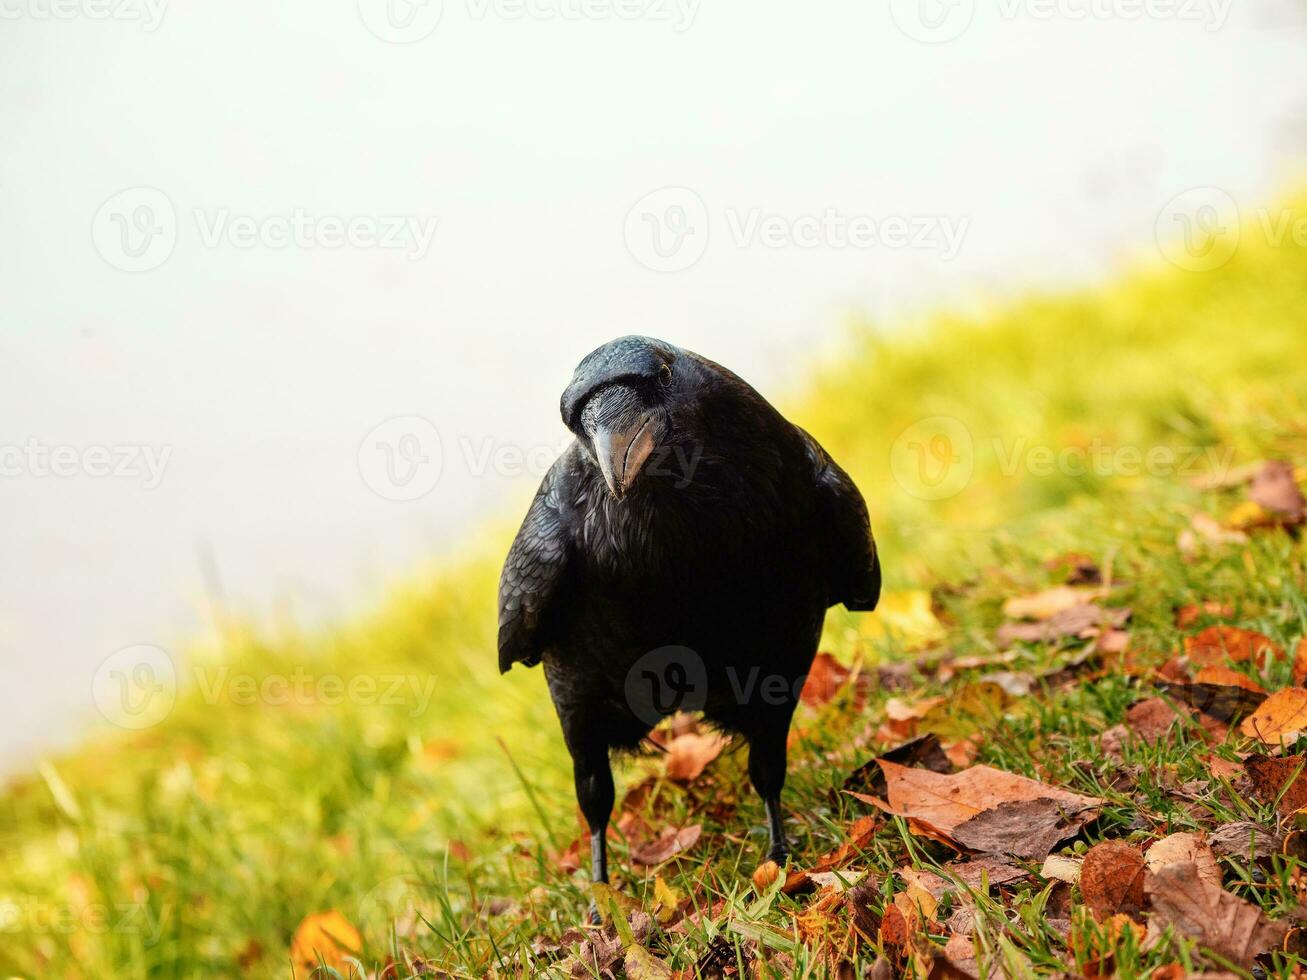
498,459,573,673
802,432,880,611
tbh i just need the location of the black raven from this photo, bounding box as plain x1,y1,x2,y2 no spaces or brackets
498,336,879,895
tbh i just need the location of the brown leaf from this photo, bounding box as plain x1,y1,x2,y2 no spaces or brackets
623,945,673,979
1244,754,1307,816
1193,665,1266,695
1208,821,1282,860
1146,861,1287,968
1240,687,1307,744
1176,601,1236,630
853,761,1102,850
1249,460,1306,524
997,604,1130,647
663,732,727,782
1293,638,1307,687
1079,841,1146,921
844,735,952,798
845,880,881,940
882,696,949,739
1145,832,1222,888
290,910,362,973
1185,626,1283,669
629,825,701,867
952,797,1098,860
1003,586,1107,620
1160,682,1266,723
799,651,854,707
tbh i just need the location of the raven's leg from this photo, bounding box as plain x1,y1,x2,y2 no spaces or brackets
568,732,614,922
746,721,791,863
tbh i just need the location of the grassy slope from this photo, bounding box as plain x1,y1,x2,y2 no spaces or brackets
3,203,1307,978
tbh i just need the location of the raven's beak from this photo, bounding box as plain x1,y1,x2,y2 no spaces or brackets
593,413,657,499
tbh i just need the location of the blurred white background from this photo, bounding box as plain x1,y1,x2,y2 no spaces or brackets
2,0,1306,766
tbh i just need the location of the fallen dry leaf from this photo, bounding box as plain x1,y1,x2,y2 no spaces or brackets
1244,754,1307,816
1208,821,1281,860
799,652,856,707
1041,853,1082,884
1146,861,1286,968
1240,687,1307,744
1193,665,1266,695
883,696,949,739
752,860,781,892
1294,638,1307,687
845,734,953,798
1176,601,1236,630
629,825,701,867
1003,586,1107,620
1185,626,1283,668
290,910,362,973
1249,459,1306,524
623,945,673,979
997,604,1130,647
952,798,1094,860
1145,832,1222,889
850,761,1101,854
1160,681,1266,723
1079,840,1146,922
663,732,727,782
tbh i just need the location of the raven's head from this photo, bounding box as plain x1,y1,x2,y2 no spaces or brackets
560,335,684,500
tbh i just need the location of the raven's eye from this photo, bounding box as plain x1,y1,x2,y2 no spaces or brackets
658,363,673,387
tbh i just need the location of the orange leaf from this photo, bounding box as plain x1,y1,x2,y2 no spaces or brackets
1193,665,1267,694
1185,626,1283,668
1293,638,1307,687
663,732,727,783
859,761,1102,853
1079,841,1146,922
1240,688,1307,744
290,910,362,973
799,652,854,707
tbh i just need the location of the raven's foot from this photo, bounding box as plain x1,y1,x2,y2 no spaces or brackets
586,900,602,926
767,841,790,865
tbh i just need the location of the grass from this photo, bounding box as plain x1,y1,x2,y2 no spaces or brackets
3,197,1307,977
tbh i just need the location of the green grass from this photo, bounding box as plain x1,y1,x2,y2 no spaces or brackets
4,198,1307,977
